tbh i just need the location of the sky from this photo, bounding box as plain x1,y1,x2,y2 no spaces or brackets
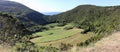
9,0,120,13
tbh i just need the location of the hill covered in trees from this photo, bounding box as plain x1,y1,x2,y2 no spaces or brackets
0,13,31,46
47,5,120,34
0,1,47,28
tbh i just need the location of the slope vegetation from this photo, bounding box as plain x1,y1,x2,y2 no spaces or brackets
47,5,120,40
0,1,47,28
76,32,120,52
0,12,31,46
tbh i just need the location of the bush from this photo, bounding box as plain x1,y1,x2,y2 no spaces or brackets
64,27,73,30
59,43,73,51
49,26,55,28
41,26,49,30
81,29,90,34
49,33,53,35
14,42,59,52
57,23,66,27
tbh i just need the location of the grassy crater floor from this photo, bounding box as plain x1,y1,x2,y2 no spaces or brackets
31,23,93,47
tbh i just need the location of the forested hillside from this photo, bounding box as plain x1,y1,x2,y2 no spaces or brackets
48,5,120,34
0,1,47,28
0,13,30,46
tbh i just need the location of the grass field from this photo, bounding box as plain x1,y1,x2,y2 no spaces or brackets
35,32,93,48
31,23,93,48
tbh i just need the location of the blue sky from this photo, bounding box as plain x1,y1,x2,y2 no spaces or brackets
10,0,120,12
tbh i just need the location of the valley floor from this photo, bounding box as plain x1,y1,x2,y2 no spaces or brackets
31,23,93,48
70,32,120,52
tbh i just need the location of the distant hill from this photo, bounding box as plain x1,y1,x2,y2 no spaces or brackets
42,12,61,15
0,1,47,27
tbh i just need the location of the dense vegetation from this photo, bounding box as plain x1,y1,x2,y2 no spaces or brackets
0,13,31,45
47,5,120,35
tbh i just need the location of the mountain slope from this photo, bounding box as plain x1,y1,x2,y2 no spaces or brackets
0,13,31,45
49,5,120,34
50,5,120,23
0,1,47,27
77,32,120,52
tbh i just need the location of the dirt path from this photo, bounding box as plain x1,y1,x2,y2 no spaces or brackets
78,32,120,52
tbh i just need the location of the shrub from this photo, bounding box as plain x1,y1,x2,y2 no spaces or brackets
49,33,53,35
59,43,73,51
14,42,59,52
64,27,73,30
81,29,90,34
49,26,54,28
57,23,66,27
